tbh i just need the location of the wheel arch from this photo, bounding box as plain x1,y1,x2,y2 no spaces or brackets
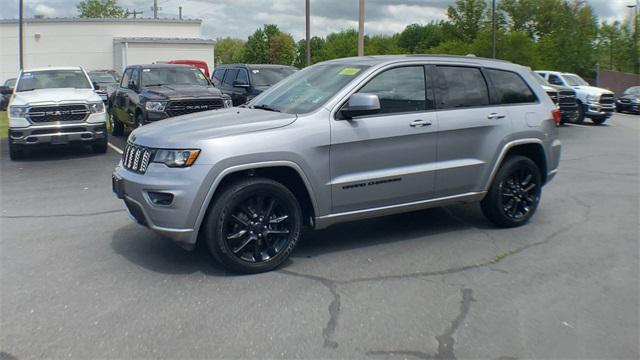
193,161,319,240
485,139,548,191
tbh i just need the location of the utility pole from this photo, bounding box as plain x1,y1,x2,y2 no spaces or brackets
306,0,311,66
628,2,639,74
358,0,364,56
492,0,496,58
151,0,162,19
179,6,183,20
19,0,24,70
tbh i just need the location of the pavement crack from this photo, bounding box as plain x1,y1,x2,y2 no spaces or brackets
435,288,474,359
367,350,433,359
0,209,126,219
279,269,341,348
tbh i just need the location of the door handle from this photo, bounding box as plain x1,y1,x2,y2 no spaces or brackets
410,119,432,128
488,113,506,120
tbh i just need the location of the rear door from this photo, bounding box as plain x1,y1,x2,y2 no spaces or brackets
219,68,239,99
229,68,250,105
433,65,512,197
330,65,438,213
114,68,133,125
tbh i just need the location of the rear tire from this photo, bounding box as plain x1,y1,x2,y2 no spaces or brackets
481,155,542,228
203,177,302,273
110,111,124,136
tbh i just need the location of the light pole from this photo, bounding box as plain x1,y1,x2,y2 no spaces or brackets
19,0,24,70
627,1,639,74
306,0,311,66
492,0,496,58
358,0,364,56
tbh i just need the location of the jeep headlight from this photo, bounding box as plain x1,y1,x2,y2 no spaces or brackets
145,101,167,112
586,94,598,103
88,101,105,113
9,105,27,118
223,99,233,108
152,149,200,167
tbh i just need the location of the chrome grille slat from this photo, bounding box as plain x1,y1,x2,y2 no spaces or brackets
166,98,224,117
27,104,89,123
122,143,152,174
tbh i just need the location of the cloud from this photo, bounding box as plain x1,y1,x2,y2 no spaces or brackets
0,0,631,40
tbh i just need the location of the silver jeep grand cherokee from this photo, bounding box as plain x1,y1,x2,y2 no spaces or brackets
113,55,561,273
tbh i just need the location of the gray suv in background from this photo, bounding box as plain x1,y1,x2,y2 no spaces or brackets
112,55,561,273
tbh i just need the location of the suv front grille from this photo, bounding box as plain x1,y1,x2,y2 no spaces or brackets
27,104,89,123
600,94,614,105
122,143,153,174
166,99,224,117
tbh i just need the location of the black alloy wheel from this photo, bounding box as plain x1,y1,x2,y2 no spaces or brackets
481,155,542,228
204,178,302,273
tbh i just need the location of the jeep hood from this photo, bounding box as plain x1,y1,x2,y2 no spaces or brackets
10,88,101,106
571,85,613,95
130,107,297,148
142,85,223,99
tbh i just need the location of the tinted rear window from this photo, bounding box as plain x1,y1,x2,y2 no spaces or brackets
486,69,537,104
223,69,239,85
435,66,489,109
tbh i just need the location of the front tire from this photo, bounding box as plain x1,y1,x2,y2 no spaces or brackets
92,135,108,154
591,117,607,125
481,155,542,228
574,101,585,124
203,177,303,273
8,137,24,160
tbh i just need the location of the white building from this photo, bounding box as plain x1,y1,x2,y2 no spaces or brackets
0,18,215,82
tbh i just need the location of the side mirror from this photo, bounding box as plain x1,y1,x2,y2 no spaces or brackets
0,87,13,95
92,82,101,90
233,80,250,88
339,93,381,119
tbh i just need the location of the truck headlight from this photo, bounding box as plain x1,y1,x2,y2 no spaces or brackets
223,99,233,108
152,149,200,167
9,105,27,118
88,101,105,113
145,101,167,112
586,95,598,103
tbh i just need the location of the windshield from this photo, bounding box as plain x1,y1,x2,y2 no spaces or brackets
250,64,370,114
89,73,118,83
251,67,297,87
16,70,91,92
531,72,551,86
625,87,640,95
141,67,210,87
4,78,16,88
562,74,589,87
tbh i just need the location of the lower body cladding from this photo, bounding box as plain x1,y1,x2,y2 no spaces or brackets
112,163,213,249
9,122,107,146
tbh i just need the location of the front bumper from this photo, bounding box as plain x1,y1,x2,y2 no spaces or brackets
9,120,107,146
616,101,640,113
112,162,212,248
585,102,615,118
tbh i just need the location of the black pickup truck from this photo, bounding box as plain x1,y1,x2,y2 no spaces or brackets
532,73,579,124
108,64,231,136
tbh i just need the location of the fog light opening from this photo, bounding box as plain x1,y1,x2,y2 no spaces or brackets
148,192,174,206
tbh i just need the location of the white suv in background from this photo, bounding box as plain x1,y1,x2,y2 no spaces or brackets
535,71,615,124
7,66,108,160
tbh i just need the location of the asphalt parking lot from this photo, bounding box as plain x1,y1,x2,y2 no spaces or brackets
1,113,638,359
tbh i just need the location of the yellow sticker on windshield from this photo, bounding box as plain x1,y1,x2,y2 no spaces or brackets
339,68,361,76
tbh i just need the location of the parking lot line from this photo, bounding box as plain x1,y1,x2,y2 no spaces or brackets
108,142,123,154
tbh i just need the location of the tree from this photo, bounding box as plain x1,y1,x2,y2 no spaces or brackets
77,0,127,18
242,25,296,65
317,29,359,61
215,38,245,66
446,0,488,42
397,22,450,53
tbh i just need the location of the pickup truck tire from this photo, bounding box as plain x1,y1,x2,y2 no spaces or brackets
110,111,124,136
591,117,607,125
574,101,585,124
135,113,144,128
481,155,542,228
203,177,302,273
92,136,108,154
8,138,24,160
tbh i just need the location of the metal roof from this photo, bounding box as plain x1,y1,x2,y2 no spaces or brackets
113,37,215,45
0,17,201,24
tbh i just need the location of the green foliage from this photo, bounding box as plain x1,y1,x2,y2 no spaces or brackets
596,18,638,73
317,29,359,61
76,0,127,18
242,25,296,65
446,0,488,42
215,38,245,66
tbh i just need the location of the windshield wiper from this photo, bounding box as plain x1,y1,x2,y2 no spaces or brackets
252,104,281,112
144,83,165,87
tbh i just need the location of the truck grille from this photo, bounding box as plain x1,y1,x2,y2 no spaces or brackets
557,90,577,107
166,99,224,117
27,104,89,123
122,143,153,174
546,91,559,104
600,94,614,105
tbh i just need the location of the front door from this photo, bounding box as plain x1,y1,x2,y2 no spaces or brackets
330,65,438,213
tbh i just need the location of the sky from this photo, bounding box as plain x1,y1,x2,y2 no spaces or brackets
0,0,636,41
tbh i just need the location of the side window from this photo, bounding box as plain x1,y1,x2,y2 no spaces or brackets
212,68,225,81
130,68,140,88
486,69,537,104
223,69,239,85
120,69,132,88
357,66,428,115
435,66,489,109
548,74,563,86
536,72,546,79
236,69,249,84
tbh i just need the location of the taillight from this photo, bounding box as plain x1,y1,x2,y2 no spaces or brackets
551,109,562,125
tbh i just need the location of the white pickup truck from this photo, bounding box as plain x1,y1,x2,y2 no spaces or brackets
535,70,615,124
7,66,108,160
